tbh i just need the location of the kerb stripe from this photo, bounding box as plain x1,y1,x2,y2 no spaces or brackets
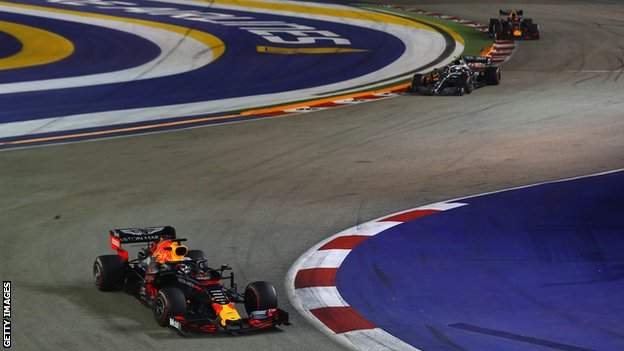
310,307,376,333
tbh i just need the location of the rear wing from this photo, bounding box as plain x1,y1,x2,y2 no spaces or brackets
500,9,523,16
109,226,176,260
110,226,176,244
462,55,493,65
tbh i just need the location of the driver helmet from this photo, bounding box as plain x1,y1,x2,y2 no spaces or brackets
450,66,463,73
153,239,188,264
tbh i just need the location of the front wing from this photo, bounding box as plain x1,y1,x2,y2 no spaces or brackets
168,308,290,334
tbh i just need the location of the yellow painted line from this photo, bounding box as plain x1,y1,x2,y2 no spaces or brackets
0,20,74,70
0,1,225,63
256,46,368,54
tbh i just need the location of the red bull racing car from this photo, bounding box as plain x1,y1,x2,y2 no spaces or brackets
489,9,540,40
93,226,289,335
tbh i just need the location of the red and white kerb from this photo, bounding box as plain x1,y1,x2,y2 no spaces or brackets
286,201,466,351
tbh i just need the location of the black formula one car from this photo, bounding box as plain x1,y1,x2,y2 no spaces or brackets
93,226,289,335
410,56,501,96
489,9,540,40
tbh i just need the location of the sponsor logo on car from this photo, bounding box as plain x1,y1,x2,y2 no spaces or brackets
169,317,182,331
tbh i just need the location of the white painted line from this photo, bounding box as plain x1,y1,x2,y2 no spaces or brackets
372,92,399,97
333,221,402,237
416,201,467,211
1,1,464,139
0,4,217,94
298,249,351,270
287,167,624,351
338,329,423,351
333,98,369,104
283,106,328,113
296,287,350,310
284,10,523,351
447,168,624,203
494,44,515,49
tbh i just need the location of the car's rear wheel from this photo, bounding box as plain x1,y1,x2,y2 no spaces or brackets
485,67,501,85
528,24,540,38
410,74,423,92
464,76,474,94
244,281,278,315
94,255,125,291
154,287,187,327
489,18,501,37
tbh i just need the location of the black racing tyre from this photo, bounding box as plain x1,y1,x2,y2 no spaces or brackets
421,86,434,96
465,80,473,94
529,24,540,38
244,281,278,315
154,287,187,327
495,22,504,39
463,75,474,94
489,18,500,37
94,255,125,291
455,76,467,96
485,67,501,85
523,18,533,26
410,74,423,92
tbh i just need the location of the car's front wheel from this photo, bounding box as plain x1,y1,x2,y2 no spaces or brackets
244,281,278,315
154,287,187,327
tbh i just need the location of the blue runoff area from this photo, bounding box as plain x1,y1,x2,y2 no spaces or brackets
0,29,22,59
0,0,405,123
0,11,161,83
337,171,624,351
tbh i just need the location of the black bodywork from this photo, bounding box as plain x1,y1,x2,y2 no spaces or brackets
489,9,540,40
94,226,289,335
410,56,501,96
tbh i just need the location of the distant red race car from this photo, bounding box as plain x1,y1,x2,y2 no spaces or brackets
489,9,540,40
93,226,289,335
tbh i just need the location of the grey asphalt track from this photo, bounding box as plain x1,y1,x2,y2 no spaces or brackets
1,1,624,350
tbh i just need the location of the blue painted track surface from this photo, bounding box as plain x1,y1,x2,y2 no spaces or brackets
337,171,624,350
0,0,405,122
0,11,161,83
0,29,21,58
